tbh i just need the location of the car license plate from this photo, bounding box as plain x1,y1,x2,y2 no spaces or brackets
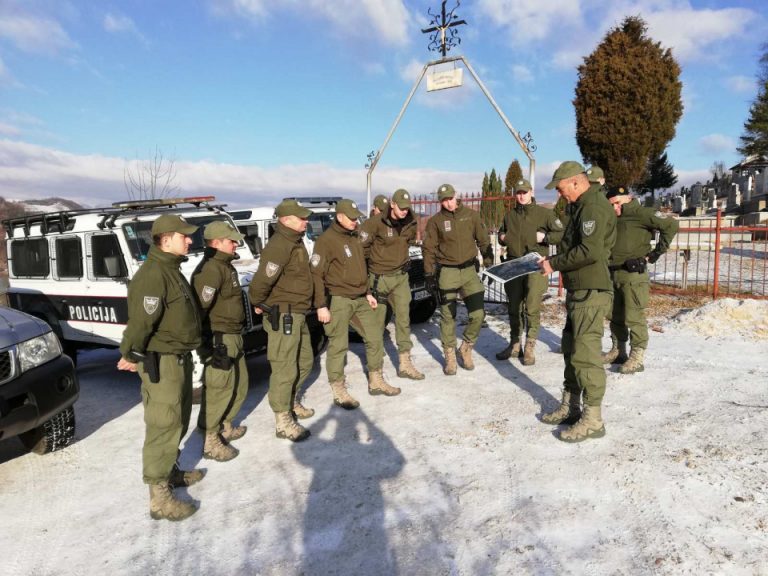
413,290,430,301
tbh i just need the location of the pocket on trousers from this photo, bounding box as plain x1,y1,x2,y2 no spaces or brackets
143,396,181,430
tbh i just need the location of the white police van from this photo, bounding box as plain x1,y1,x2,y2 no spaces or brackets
1,196,322,363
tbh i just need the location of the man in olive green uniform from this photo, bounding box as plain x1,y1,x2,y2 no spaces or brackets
192,221,248,462
602,188,679,374
369,194,389,218
312,199,400,408
539,162,616,443
360,188,424,380
423,183,493,375
496,178,564,365
249,199,315,442
117,214,203,521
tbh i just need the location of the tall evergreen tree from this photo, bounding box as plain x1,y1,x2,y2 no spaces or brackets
504,160,524,196
642,151,678,199
574,16,683,188
738,43,768,157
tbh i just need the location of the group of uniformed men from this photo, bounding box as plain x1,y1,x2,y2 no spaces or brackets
117,161,677,521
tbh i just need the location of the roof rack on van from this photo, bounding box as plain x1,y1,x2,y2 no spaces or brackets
111,196,217,210
283,196,343,205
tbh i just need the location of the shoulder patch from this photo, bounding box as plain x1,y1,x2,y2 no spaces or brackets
265,261,280,278
654,211,667,218
554,218,563,229
201,286,216,303
311,253,321,267
582,220,596,236
143,296,159,315
359,230,369,242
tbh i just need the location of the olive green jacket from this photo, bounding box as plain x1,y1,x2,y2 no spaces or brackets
192,248,245,334
610,199,679,266
548,185,616,291
311,220,369,308
498,200,565,259
248,223,314,313
422,203,491,275
120,246,201,358
359,209,417,274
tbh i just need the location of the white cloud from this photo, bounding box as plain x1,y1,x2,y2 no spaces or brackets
643,7,754,63
511,64,533,84
476,0,581,45
698,134,735,156
399,58,425,84
0,139,486,209
103,12,149,48
0,6,75,55
212,0,410,46
726,75,756,94
675,168,712,189
0,122,21,137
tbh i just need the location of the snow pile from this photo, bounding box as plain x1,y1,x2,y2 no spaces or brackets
671,297,768,339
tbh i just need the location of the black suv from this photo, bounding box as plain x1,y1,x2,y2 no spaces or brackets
0,306,79,454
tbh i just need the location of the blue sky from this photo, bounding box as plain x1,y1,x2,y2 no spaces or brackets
0,0,764,209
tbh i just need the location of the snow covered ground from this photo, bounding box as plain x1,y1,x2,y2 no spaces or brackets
1,296,766,575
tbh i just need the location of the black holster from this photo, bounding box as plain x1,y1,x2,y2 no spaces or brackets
132,351,160,383
211,332,232,370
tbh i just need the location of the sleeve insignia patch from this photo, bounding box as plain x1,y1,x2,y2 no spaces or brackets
582,220,596,236
311,254,321,267
359,231,369,242
265,261,280,278
201,286,216,303
654,211,667,218
143,296,160,315
555,218,563,229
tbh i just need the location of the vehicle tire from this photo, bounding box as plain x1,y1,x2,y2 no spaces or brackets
19,406,76,455
307,315,328,356
409,298,437,324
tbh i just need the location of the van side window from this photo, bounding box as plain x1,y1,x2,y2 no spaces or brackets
55,237,83,278
10,238,50,277
90,234,127,278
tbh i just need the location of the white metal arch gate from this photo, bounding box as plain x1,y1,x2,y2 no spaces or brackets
366,55,536,209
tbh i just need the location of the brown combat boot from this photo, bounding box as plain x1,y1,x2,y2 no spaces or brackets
330,379,360,410
203,431,239,462
293,399,315,419
619,348,645,374
495,341,521,361
168,463,206,489
443,347,457,376
221,420,247,441
541,390,582,425
397,351,425,380
558,405,606,443
368,369,401,396
149,482,197,521
601,339,628,364
458,340,475,370
521,340,536,366
275,411,310,442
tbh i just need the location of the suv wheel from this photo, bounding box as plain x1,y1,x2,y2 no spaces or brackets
409,298,437,324
19,406,76,455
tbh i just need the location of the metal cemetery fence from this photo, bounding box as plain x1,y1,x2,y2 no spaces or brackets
409,195,768,302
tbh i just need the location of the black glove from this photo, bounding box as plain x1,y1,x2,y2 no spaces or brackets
482,247,494,268
425,274,438,296
646,251,661,264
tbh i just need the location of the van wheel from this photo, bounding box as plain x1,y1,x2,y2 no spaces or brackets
19,407,76,455
409,298,437,324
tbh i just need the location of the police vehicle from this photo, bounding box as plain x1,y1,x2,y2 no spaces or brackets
1,196,324,363
232,197,436,324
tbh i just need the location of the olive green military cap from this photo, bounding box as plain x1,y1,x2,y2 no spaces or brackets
605,186,629,199
544,161,586,189
151,214,198,236
392,188,412,209
373,194,389,212
204,220,244,241
437,183,456,200
586,166,604,183
275,198,312,218
336,199,364,219
514,178,532,192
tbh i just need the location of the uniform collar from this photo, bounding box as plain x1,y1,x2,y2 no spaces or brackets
276,221,304,243
148,245,187,266
331,219,357,237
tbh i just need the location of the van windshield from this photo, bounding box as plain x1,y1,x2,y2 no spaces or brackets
122,214,236,261
306,213,335,241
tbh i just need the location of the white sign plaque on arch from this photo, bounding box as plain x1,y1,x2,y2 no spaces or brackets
427,67,463,91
